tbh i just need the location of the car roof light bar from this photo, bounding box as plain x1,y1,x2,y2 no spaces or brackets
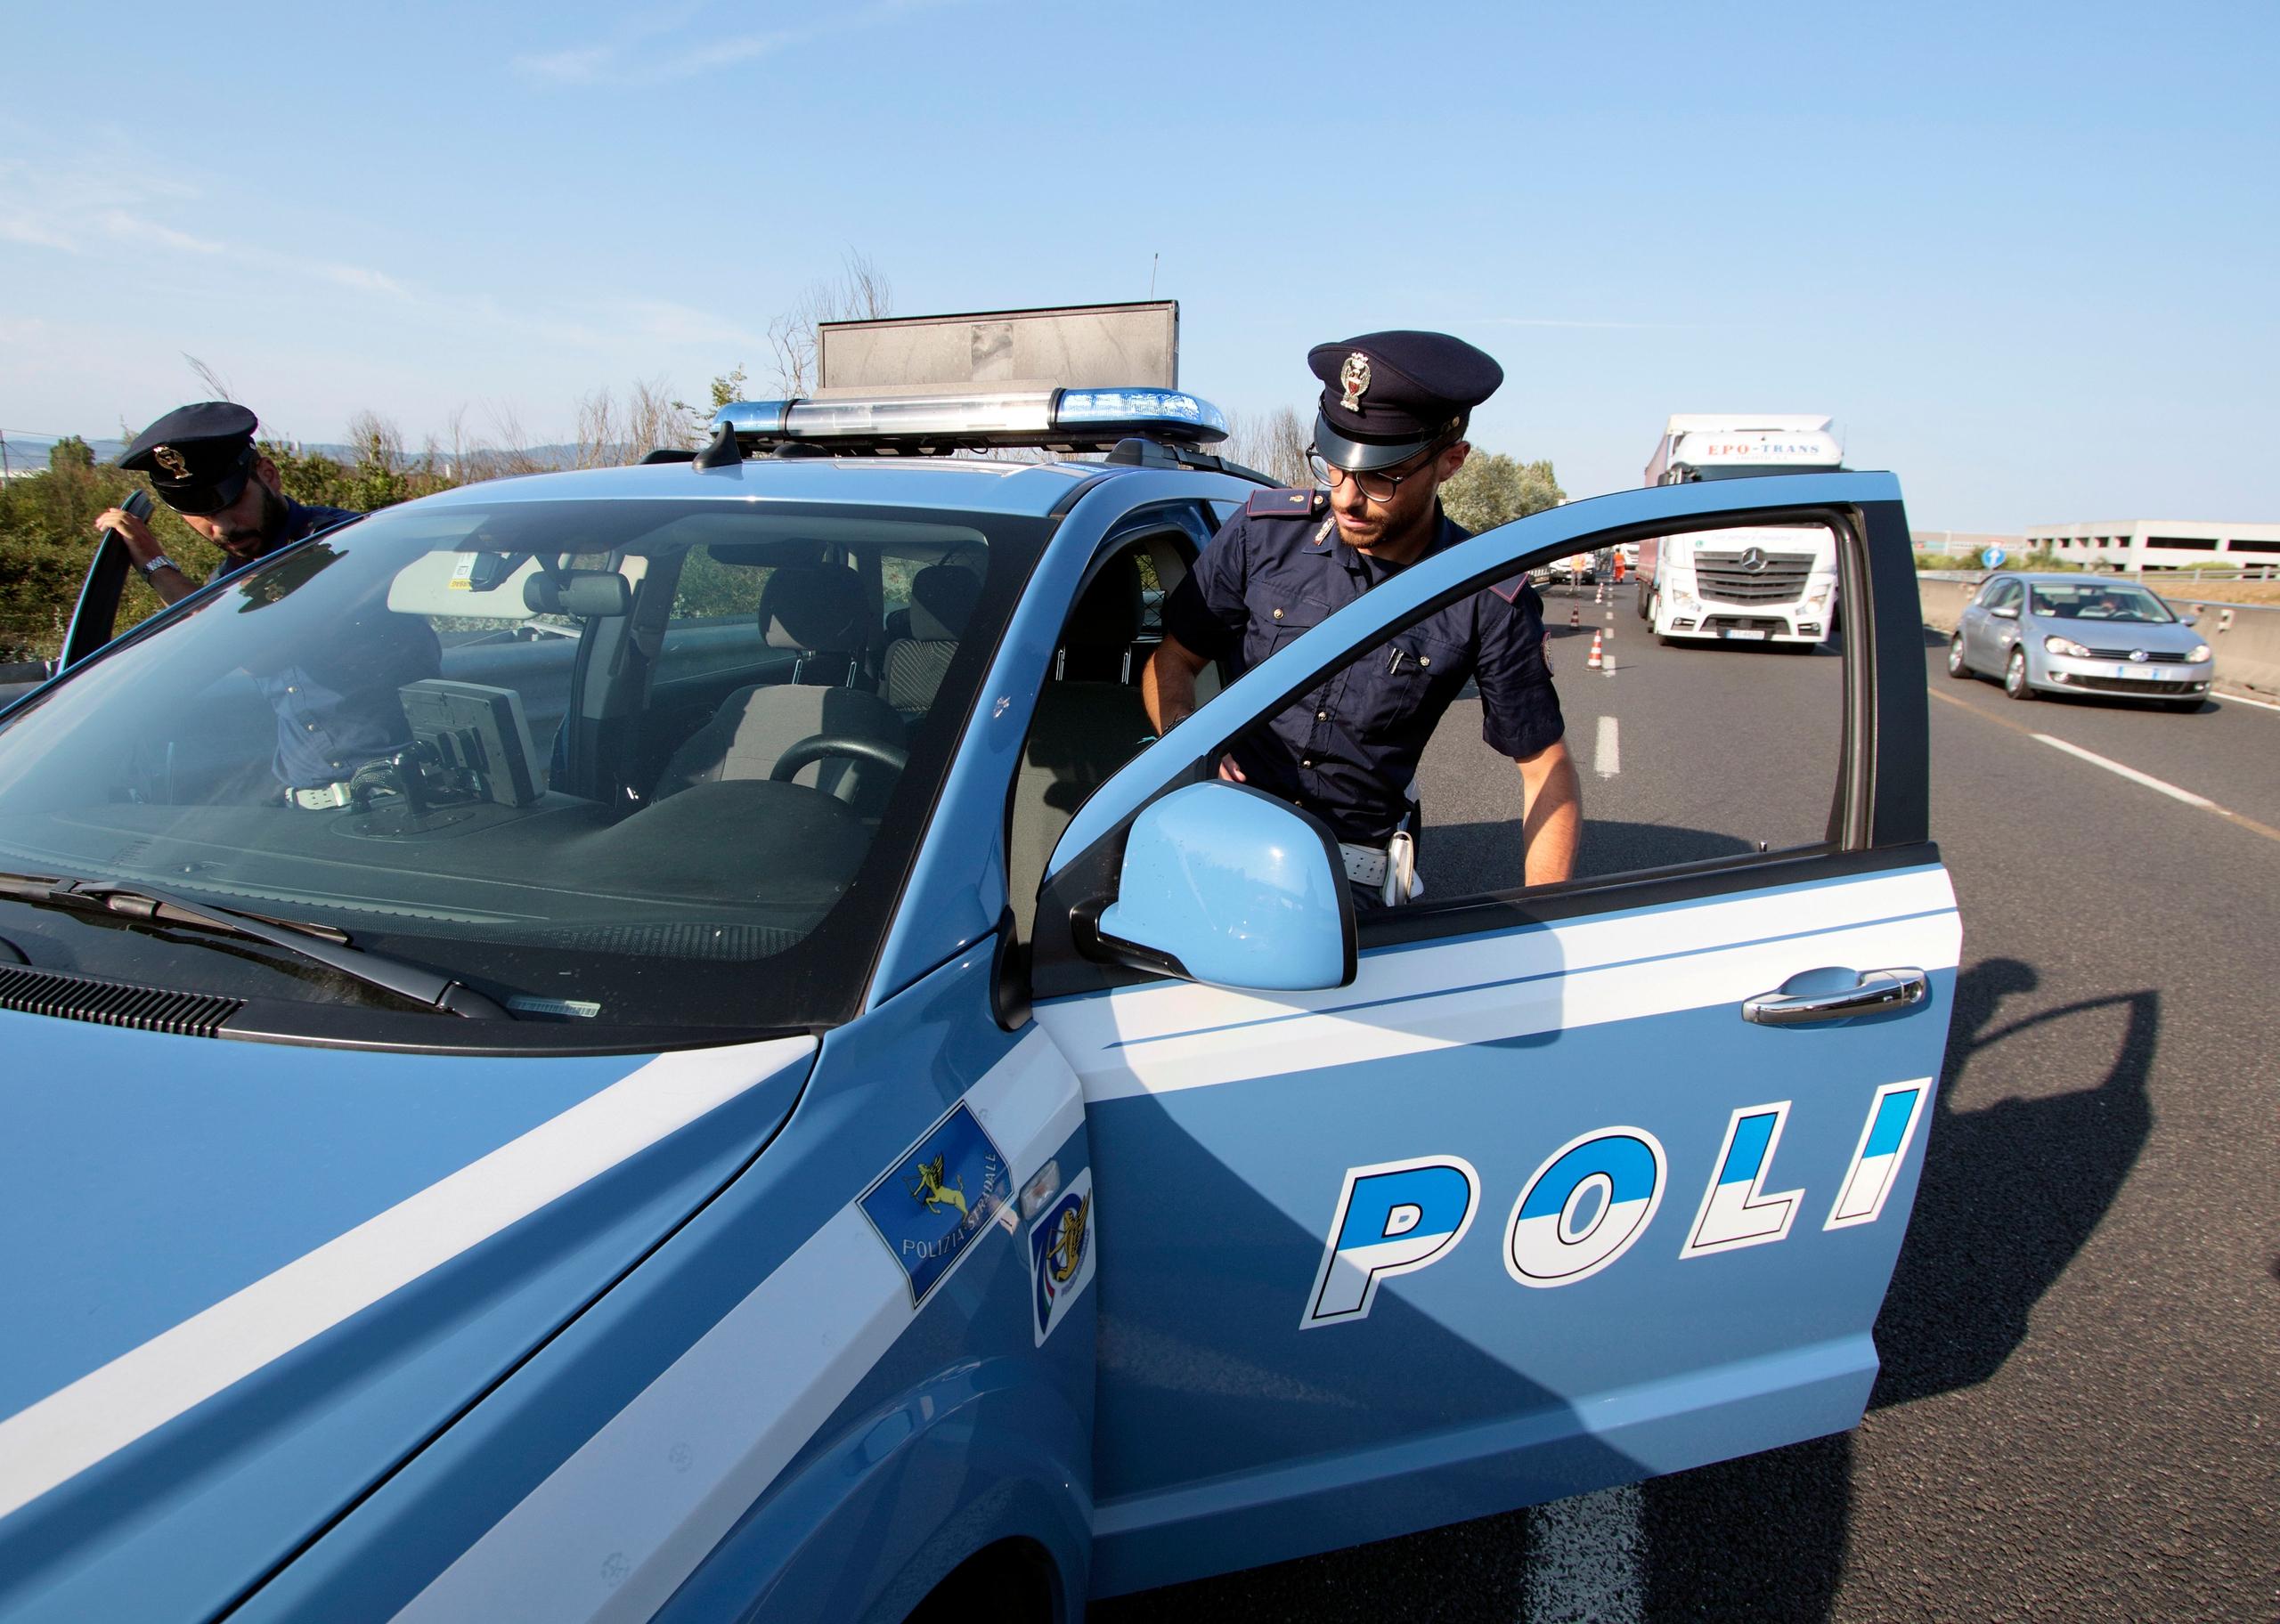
711,387,1228,457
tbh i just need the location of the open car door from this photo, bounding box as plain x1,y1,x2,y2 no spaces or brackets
1024,473,1959,1597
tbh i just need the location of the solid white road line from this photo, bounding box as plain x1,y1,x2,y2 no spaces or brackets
2212,688,2280,715
1594,714,1621,779
2031,734,2217,808
1523,1484,1645,1624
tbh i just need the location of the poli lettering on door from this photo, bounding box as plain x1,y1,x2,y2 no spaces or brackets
859,1101,1012,1307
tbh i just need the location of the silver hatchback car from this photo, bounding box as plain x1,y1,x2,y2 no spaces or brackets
1948,572,2213,711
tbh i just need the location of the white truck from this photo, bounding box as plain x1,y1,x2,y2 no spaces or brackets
1635,414,1843,647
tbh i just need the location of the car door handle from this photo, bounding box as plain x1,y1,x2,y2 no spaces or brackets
1742,968,1928,1026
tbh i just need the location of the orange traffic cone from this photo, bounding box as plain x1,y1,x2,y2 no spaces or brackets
1587,630,1604,669
1570,605,1581,628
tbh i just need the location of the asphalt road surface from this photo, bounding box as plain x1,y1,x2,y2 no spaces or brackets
1093,582,2279,1623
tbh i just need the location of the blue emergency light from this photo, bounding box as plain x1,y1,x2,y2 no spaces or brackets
712,387,1228,456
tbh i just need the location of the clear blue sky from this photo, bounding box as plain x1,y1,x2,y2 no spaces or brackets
4,1,2273,531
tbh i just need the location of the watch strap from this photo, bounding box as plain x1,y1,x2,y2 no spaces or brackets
139,554,179,577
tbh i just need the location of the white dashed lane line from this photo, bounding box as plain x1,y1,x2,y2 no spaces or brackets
1594,714,1621,779
2032,733,2216,808
1927,687,2280,845
1523,1484,1645,1624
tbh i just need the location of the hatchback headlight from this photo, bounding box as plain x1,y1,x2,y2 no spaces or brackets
2045,635,2091,658
2187,643,2211,663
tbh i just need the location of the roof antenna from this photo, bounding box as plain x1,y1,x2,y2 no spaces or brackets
693,418,740,470
1149,252,1158,297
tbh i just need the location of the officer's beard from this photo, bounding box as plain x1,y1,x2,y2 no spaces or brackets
217,483,289,560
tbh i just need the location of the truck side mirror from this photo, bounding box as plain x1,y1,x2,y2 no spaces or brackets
1074,782,1357,991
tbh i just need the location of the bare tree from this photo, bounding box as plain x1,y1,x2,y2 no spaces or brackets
183,353,235,402
343,410,404,472
766,249,894,396
1217,403,1314,488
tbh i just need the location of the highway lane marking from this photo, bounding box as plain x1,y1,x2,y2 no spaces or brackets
1926,687,2280,846
1595,714,1621,778
2212,688,2280,715
1523,1483,1644,1624
2032,734,2214,808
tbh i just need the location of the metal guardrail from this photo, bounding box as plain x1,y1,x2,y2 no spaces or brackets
1916,565,2280,585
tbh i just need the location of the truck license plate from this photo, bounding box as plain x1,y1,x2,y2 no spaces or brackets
1723,629,1769,641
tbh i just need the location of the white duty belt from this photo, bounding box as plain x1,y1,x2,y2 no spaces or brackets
288,781,355,810
1339,832,1422,906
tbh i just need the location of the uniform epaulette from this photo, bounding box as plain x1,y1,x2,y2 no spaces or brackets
1247,487,1326,519
1488,572,1536,606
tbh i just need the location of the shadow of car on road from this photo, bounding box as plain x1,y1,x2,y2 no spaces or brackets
1633,955,2156,1622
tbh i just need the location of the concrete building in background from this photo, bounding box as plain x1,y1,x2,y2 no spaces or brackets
2026,519,2280,572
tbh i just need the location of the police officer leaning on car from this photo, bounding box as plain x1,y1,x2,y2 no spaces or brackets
1142,331,1581,905
101,402,362,605
97,402,440,808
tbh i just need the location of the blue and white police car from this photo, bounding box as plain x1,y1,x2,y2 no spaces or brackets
0,379,1958,1621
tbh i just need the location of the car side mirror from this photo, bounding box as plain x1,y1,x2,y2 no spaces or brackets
1074,782,1357,990
1991,605,2019,620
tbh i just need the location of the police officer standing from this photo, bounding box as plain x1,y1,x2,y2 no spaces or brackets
1142,331,1580,901
96,402,439,808
98,402,361,605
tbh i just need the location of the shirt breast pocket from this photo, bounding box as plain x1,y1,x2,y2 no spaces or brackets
1354,630,1467,738
1244,584,1330,667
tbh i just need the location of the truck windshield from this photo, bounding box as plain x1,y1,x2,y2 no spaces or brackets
1684,465,1842,481
0,497,1042,1042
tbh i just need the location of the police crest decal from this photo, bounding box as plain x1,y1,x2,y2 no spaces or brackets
859,1101,1012,1308
1029,1168,1095,1345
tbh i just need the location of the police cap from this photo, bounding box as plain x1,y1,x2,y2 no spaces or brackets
120,402,261,515
1307,331,1503,473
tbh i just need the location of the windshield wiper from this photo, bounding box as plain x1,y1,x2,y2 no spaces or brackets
0,872,511,1019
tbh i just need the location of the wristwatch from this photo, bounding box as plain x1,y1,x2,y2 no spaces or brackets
138,554,179,578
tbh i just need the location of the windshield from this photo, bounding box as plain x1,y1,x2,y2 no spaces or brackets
0,497,1043,1043
2026,581,2176,623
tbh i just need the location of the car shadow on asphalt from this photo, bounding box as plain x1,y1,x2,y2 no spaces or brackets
1869,957,2156,1408
1632,955,2157,1622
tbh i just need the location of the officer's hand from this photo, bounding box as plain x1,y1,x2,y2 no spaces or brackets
95,507,162,565
1217,753,1247,783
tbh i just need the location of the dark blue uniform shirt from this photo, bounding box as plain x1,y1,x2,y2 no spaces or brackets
227,502,443,791
1162,495,1562,845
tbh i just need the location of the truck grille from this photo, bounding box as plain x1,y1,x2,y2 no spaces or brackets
1693,549,1816,605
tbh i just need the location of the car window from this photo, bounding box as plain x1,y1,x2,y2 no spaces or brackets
1007,522,1206,937
2028,581,2173,623
1175,521,1847,905
0,499,1046,1038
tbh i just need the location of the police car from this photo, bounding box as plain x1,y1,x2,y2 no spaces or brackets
0,375,1958,1620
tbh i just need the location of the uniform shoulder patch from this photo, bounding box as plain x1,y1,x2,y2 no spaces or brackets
1488,571,1537,606
1248,487,1325,519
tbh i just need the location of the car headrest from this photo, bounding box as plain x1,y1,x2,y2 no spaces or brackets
1063,552,1144,648
905,564,981,641
761,564,869,654
523,569,632,617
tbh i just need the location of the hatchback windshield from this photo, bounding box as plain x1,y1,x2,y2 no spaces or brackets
2026,581,2175,622
0,497,1042,1042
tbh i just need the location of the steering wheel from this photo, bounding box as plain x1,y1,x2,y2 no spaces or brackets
770,733,909,785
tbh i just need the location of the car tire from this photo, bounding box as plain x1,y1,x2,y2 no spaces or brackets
1947,636,1971,678
2004,647,2036,701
